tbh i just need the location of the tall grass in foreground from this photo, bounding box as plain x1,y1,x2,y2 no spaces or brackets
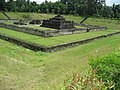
62,48,120,90
61,70,114,90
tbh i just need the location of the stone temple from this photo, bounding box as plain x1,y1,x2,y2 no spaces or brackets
41,15,74,29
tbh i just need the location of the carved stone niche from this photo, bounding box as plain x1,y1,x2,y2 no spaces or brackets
41,15,75,29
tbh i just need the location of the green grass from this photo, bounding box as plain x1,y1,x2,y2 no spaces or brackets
0,34,120,90
4,22,86,30
25,25,85,30
5,12,84,22
3,22,15,25
0,27,119,46
75,26,87,29
83,18,120,30
23,25,56,30
4,12,120,30
5,12,56,20
0,12,120,90
0,12,7,19
3,22,56,30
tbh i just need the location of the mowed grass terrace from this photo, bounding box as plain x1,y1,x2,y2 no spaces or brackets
0,27,119,46
4,22,86,31
0,34,120,90
0,12,8,19
0,12,120,90
2,12,120,30
3,22,57,30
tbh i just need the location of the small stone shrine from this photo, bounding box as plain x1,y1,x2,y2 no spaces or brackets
41,15,74,29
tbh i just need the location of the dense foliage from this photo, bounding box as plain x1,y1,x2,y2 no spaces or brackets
0,0,120,18
63,49,120,89
89,49,120,89
62,70,111,90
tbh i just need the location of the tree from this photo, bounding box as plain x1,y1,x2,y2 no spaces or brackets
0,0,5,11
112,4,120,18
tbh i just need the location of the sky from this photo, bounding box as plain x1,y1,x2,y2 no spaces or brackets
30,0,120,6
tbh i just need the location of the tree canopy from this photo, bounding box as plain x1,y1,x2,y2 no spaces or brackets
0,0,119,18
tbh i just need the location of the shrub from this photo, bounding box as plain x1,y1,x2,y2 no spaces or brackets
62,49,120,90
61,69,111,90
89,50,120,89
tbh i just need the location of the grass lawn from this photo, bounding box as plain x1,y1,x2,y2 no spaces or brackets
0,27,119,46
0,12,7,19
3,12,120,30
4,12,120,30
0,34,120,90
0,12,120,90
3,22,56,30
24,25,85,30
83,18,120,30
5,12,57,20
5,12,84,22
22,24,56,30
75,26,86,29
3,22,15,25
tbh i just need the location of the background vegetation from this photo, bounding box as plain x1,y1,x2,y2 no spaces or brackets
0,0,120,89
0,0,120,18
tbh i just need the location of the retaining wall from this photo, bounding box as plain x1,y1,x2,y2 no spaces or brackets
0,19,19,22
0,22,107,38
48,31,120,52
0,22,46,37
0,31,120,52
0,34,48,52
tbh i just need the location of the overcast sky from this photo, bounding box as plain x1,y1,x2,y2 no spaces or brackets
30,0,120,6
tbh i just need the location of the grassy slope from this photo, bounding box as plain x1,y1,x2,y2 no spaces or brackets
5,12,120,30
0,35,120,90
5,12,84,21
83,18,120,30
0,28,119,46
5,12,56,20
0,12,7,19
0,12,120,90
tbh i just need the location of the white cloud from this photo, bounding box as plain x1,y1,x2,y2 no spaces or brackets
106,0,120,6
33,0,120,6
6,0,120,6
30,0,58,4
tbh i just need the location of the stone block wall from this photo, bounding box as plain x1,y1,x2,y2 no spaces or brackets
0,22,107,38
0,19,19,22
0,31,120,52
0,22,46,37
